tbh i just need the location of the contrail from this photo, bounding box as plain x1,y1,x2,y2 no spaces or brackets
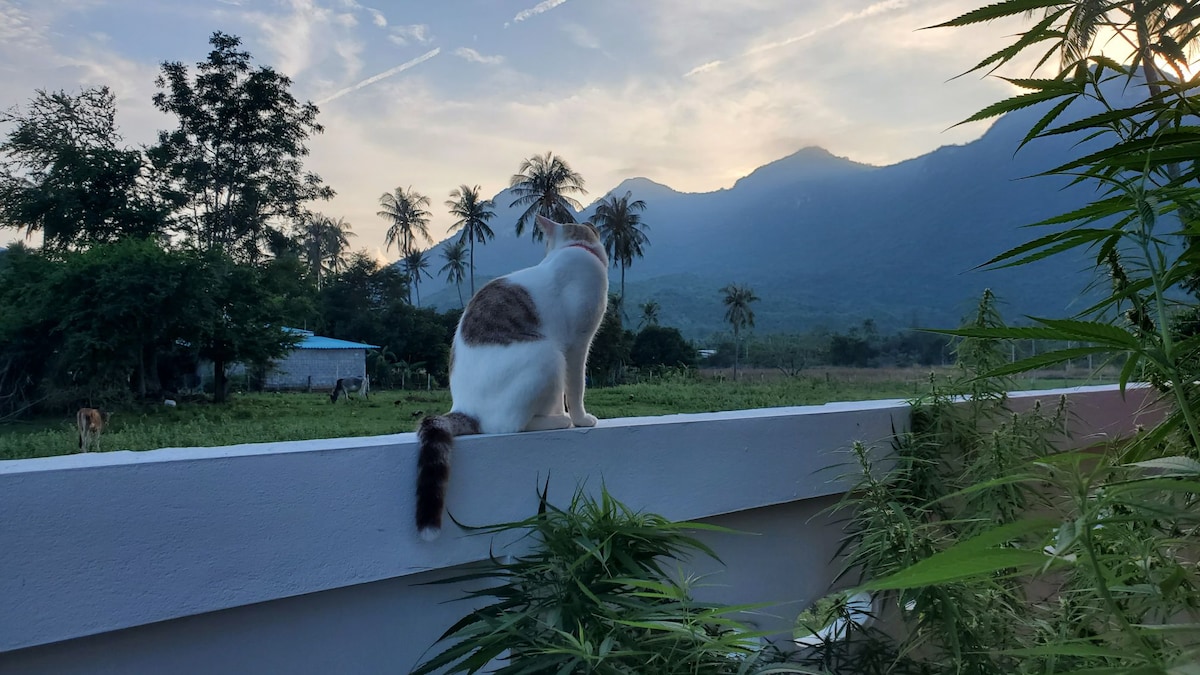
317,48,440,105
685,0,908,77
512,0,569,23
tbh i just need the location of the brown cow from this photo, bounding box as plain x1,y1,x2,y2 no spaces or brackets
76,407,110,453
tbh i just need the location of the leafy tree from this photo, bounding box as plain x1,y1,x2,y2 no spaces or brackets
150,32,333,261
402,248,433,307
47,240,216,400
378,186,431,257
295,213,353,289
318,251,409,340
593,190,650,301
438,239,469,307
720,283,759,380
0,243,62,417
195,252,301,402
445,183,495,295
631,325,696,370
587,294,634,385
639,300,661,329
508,151,586,240
0,87,165,249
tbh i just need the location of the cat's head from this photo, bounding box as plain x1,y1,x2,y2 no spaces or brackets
536,214,608,266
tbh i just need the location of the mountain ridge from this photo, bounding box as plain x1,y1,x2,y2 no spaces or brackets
419,105,1106,340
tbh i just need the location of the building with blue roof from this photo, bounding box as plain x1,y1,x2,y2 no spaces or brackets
262,328,380,392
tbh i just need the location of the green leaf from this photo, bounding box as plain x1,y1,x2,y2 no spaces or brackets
1127,456,1200,475
957,89,1073,126
1032,317,1140,348
927,0,1071,29
982,347,1115,378
858,517,1058,591
978,227,1123,270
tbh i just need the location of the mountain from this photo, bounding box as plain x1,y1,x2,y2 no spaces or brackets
419,105,1110,340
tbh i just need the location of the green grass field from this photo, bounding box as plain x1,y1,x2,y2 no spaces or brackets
0,367,1112,461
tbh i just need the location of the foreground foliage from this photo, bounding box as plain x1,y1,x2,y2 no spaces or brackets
789,3,1200,671
411,487,809,675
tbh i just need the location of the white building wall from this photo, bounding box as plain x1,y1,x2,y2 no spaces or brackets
265,348,367,390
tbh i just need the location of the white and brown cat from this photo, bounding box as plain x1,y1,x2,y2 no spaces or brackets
415,214,609,540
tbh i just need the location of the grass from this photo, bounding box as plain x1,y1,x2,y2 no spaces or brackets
0,366,1114,461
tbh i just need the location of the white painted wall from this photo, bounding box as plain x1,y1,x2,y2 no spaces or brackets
0,385,1162,673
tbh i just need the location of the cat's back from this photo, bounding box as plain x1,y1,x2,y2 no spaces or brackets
455,275,545,347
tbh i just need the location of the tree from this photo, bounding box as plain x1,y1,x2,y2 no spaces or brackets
194,252,301,403
587,297,634,386
295,214,353,289
438,239,469,307
631,326,696,370
593,191,650,301
149,32,333,261
720,284,759,380
638,300,661,330
0,87,165,249
378,186,431,257
508,151,586,240
402,248,433,307
445,184,495,295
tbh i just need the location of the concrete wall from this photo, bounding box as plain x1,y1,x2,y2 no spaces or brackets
265,348,367,390
0,385,1161,674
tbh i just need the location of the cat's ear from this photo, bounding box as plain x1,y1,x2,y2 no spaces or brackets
535,214,558,238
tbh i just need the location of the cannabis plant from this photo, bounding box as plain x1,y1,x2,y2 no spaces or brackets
795,2,1200,672
411,486,812,675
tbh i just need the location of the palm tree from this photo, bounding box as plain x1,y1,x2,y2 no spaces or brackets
720,284,759,381
445,184,496,295
638,300,660,330
439,239,469,308
296,214,354,289
593,191,650,301
402,248,433,306
509,151,587,240
378,186,432,257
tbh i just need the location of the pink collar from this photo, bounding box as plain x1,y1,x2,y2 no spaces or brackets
567,242,606,265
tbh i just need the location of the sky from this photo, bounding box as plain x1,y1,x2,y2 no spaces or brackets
0,0,1031,259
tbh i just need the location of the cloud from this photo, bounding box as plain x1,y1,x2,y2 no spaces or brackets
368,8,386,26
388,23,432,46
512,0,569,24
316,48,440,104
454,47,504,65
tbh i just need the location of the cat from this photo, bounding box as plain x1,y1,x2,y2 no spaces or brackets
415,214,609,540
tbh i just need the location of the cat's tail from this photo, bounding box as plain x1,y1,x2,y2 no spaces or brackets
416,411,481,541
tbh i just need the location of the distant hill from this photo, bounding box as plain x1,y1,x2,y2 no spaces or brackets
420,103,1108,340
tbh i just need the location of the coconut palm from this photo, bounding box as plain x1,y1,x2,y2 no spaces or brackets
378,186,432,257
593,191,650,301
509,151,586,241
296,214,354,289
720,284,759,381
445,184,496,295
402,248,433,307
638,300,661,330
439,239,469,308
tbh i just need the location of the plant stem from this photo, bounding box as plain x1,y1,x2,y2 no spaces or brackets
1139,226,1200,448
1080,521,1158,664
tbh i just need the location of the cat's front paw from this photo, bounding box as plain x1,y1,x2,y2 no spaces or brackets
572,413,598,428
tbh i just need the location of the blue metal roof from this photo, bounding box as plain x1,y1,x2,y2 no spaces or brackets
283,327,379,350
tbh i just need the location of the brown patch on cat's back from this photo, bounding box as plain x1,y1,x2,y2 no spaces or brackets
460,278,543,346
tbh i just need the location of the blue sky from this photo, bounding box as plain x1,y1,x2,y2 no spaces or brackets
0,0,1026,258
